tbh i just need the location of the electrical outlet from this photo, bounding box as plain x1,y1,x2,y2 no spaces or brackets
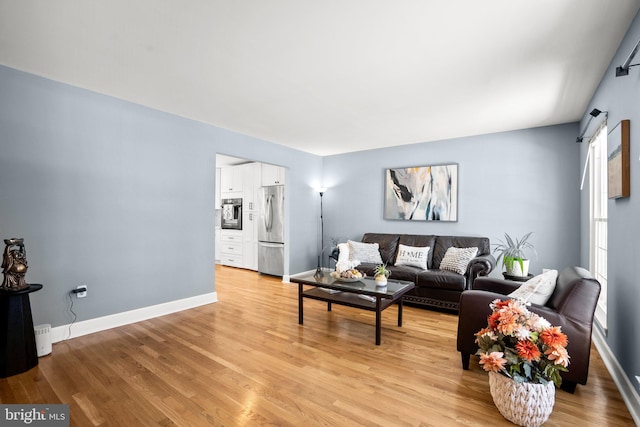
75,285,87,298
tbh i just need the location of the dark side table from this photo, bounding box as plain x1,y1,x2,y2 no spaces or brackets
0,284,43,378
502,273,533,283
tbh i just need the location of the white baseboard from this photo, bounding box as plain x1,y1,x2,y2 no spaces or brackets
593,327,640,425
290,269,320,277
51,292,218,343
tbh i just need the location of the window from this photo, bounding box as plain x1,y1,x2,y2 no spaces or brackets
589,123,608,331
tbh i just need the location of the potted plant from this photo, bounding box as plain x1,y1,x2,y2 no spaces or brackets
476,298,569,426
493,232,536,277
373,264,391,285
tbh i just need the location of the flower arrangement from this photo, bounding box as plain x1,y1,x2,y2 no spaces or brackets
475,298,569,387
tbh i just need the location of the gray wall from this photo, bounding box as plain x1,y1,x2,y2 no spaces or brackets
322,123,581,275
0,65,322,328
579,10,640,394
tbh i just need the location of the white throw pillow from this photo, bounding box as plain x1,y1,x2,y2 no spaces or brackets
395,244,430,270
509,269,558,305
337,242,350,264
335,242,357,273
439,247,478,275
347,240,383,264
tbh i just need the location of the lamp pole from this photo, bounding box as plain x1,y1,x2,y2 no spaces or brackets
314,187,327,278
319,190,324,269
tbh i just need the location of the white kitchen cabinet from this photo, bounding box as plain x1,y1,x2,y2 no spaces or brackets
242,211,258,270
241,162,261,212
261,163,286,186
220,230,243,267
220,166,244,193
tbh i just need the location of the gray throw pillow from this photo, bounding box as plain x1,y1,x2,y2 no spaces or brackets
439,247,478,275
348,240,383,264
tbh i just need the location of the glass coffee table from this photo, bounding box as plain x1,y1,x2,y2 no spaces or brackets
291,272,415,345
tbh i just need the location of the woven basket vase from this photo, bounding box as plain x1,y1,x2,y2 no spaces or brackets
488,371,556,427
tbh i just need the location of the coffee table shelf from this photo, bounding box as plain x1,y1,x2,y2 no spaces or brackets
302,288,397,311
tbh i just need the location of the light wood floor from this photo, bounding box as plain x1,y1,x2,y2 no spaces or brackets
0,265,634,426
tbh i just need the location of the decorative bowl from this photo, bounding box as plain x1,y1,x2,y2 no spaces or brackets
330,270,365,282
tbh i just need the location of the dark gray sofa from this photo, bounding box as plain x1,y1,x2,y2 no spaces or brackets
332,233,495,312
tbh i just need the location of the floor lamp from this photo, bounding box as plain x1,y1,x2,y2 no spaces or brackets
315,187,327,279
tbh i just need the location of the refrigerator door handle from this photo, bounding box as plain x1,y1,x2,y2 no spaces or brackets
263,195,269,233
259,242,283,248
266,194,274,232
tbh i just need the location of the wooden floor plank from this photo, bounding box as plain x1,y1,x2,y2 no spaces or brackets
0,265,634,426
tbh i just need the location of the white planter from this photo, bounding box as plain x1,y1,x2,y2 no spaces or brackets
506,259,530,277
489,371,555,427
374,276,387,286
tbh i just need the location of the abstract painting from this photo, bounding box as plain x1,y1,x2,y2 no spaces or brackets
384,164,458,221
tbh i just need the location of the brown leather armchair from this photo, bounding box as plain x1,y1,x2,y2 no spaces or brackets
456,266,601,393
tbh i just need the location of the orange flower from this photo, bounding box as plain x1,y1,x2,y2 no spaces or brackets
516,340,541,362
488,311,501,329
479,352,507,372
546,346,570,368
493,299,511,310
496,310,519,336
540,326,568,348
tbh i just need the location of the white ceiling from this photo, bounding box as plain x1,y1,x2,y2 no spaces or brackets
1,1,639,156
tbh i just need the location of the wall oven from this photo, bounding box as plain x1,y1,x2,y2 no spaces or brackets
221,198,242,230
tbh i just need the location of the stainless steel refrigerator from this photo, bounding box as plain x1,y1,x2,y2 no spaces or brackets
258,185,284,276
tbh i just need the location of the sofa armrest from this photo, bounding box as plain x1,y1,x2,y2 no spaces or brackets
457,290,506,354
466,254,496,288
472,276,521,294
468,253,495,275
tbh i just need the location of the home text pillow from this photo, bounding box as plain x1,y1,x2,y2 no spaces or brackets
509,269,558,305
347,240,383,264
395,244,430,270
439,247,478,275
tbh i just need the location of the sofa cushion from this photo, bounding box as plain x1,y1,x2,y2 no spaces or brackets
398,235,436,268
362,233,400,265
394,244,430,269
416,270,466,292
439,247,478,275
357,263,377,278
348,240,383,264
358,263,420,283
387,265,422,282
432,236,489,269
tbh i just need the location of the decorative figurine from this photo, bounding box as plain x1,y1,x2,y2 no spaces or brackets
1,238,29,291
